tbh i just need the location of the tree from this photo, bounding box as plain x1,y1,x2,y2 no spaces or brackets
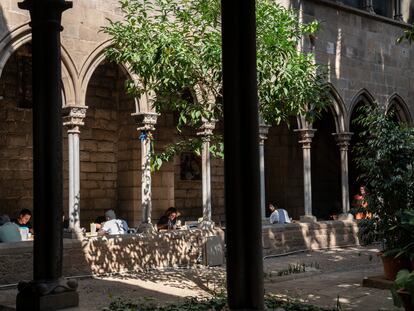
354,106,414,251
102,0,330,168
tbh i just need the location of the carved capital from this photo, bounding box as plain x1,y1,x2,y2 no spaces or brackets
132,112,159,132
259,123,271,144
333,132,353,151
295,128,316,149
197,120,216,141
63,106,87,133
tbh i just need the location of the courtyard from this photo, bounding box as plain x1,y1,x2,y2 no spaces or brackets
0,245,400,310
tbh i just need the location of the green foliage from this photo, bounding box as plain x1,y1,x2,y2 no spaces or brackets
105,294,337,311
391,269,414,308
397,23,414,44
103,0,330,169
353,106,414,251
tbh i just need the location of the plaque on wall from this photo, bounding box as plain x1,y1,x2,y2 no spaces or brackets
180,152,201,180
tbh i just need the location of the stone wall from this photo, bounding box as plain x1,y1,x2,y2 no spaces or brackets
262,220,359,256
0,228,224,285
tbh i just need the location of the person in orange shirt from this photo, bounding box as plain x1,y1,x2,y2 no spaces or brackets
352,185,372,219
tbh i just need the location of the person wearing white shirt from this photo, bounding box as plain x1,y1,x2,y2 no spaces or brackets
268,203,291,224
98,210,129,236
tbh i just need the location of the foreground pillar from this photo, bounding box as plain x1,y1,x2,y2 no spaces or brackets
296,128,317,222
133,112,158,232
222,0,264,309
197,120,215,229
334,133,353,215
259,122,270,220
63,106,87,238
16,0,78,309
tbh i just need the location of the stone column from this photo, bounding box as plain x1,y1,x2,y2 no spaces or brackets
63,107,87,238
197,120,216,229
132,112,158,232
259,122,270,220
394,0,403,21
17,0,78,309
295,129,317,222
363,0,375,13
333,132,353,216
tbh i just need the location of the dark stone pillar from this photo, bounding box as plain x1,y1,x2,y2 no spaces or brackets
221,1,264,310
16,0,78,310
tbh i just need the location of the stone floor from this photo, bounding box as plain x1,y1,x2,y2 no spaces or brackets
0,246,402,310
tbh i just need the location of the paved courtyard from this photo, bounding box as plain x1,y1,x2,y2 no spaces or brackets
0,246,401,310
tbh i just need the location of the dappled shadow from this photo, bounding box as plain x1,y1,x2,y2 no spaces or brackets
262,220,359,257
0,270,225,311
263,246,397,310
81,229,224,275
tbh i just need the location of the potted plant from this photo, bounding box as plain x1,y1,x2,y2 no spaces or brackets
354,106,414,280
392,269,414,310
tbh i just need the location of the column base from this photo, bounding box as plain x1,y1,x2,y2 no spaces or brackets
16,280,78,311
137,223,156,233
337,213,354,221
198,220,215,230
300,215,317,223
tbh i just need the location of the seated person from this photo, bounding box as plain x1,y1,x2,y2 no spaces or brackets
13,209,33,232
97,210,129,236
94,216,107,230
268,203,291,224
0,215,22,242
157,207,180,231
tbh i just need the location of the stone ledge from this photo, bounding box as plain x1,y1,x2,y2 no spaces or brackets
0,229,224,285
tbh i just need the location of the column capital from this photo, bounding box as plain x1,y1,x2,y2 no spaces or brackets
259,123,271,145
132,112,159,132
63,106,87,133
197,119,216,141
295,128,316,149
333,132,353,151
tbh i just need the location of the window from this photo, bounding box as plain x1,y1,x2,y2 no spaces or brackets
373,0,392,17
342,0,361,9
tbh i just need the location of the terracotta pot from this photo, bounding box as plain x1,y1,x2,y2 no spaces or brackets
381,254,412,280
397,289,413,311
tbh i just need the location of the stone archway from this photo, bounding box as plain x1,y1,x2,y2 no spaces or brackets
81,60,138,227
311,109,341,219
348,90,375,203
387,94,412,125
264,117,303,220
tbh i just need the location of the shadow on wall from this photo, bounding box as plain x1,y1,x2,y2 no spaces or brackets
262,220,359,256
0,229,224,286
82,229,223,274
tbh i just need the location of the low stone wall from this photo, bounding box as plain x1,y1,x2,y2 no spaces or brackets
262,220,359,256
0,222,359,285
0,229,224,285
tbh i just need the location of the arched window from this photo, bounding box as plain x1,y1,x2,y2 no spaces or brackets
373,0,392,17
342,0,361,9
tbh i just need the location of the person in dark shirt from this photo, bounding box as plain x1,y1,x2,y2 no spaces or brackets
12,209,33,232
157,207,180,231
